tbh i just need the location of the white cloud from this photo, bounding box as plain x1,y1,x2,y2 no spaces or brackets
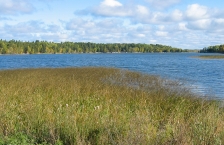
100,0,122,7
149,39,157,43
91,2,132,17
40,32,69,42
137,34,146,37
186,19,211,30
136,5,149,15
0,0,35,15
4,21,45,33
80,0,133,17
155,31,168,37
66,18,96,30
171,9,183,21
178,23,188,31
63,17,155,43
145,0,180,9
185,18,224,34
93,8,132,17
2,20,63,42
65,18,127,42
211,19,224,30
83,1,149,18
186,4,210,20
158,25,165,30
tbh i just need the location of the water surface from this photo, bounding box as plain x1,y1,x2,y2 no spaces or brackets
0,53,223,99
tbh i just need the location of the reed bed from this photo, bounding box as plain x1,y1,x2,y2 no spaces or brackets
196,55,224,59
0,67,223,145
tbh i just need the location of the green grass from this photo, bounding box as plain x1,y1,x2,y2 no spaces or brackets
0,67,224,144
196,55,224,59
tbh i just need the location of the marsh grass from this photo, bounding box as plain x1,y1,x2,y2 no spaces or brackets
195,55,224,59
0,67,224,144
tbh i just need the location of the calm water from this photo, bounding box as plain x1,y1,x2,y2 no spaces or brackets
0,53,223,99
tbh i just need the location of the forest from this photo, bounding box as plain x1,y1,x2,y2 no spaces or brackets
0,39,184,54
200,44,224,53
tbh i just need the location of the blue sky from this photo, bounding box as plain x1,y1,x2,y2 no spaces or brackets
0,0,224,49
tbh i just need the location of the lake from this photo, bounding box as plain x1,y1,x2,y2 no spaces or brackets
0,53,223,99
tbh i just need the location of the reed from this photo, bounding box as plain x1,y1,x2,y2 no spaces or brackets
196,55,224,59
0,67,223,144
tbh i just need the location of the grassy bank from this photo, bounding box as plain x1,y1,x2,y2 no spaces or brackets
196,55,224,59
0,68,224,144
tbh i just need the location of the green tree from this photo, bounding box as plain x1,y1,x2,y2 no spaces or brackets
219,45,224,53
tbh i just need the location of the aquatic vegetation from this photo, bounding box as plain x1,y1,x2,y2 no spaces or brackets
0,68,223,144
195,55,224,59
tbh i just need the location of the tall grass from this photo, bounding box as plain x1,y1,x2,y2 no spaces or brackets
0,67,224,144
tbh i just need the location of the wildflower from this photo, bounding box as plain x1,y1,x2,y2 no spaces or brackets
94,106,100,110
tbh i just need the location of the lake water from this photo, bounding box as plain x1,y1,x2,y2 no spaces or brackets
0,53,223,99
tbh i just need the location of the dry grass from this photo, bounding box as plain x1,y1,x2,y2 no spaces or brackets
0,67,224,144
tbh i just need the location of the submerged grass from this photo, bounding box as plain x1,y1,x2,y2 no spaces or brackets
0,67,224,144
195,55,224,59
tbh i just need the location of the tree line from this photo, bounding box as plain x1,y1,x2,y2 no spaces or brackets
0,39,185,54
200,44,224,53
